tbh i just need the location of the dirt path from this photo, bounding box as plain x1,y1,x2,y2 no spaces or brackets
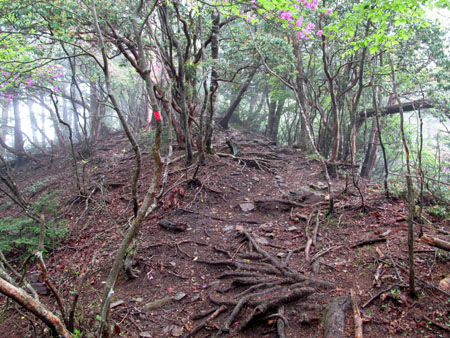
1,128,448,337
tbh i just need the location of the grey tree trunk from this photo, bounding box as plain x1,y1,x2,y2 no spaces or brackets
360,118,378,178
0,103,9,157
219,66,258,129
13,98,25,165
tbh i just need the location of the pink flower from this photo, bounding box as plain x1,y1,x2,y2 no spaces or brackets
296,17,304,27
280,10,293,21
306,22,315,29
326,8,333,14
317,30,323,37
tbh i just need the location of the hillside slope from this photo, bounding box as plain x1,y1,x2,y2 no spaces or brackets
0,128,448,338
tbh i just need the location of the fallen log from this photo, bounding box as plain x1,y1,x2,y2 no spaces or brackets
419,235,450,251
254,199,305,212
350,237,386,248
350,289,363,338
158,219,187,232
322,296,351,338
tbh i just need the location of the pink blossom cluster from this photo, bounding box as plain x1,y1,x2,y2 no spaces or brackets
278,1,332,39
0,92,15,104
0,63,65,103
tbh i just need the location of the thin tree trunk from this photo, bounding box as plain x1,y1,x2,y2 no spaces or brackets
219,66,258,129
205,12,220,153
265,97,286,143
389,55,416,298
13,97,25,165
370,64,390,198
360,118,378,178
0,103,8,157
27,101,39,145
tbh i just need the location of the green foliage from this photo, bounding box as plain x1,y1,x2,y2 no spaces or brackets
137,126,170,154
23,177,55,194
426,205,450,218
388,177,408,198
0,191,68,254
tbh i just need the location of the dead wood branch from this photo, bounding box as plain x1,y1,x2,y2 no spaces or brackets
362,284,405,308
311,246,341,265
158,219,187,232
277,306,286,338
350,289,363,338
419,235,450,251
0,277,72,337
423,315,450,332
323,296,351,338
305,210,317,264
254,199,305,211
350,237,386,248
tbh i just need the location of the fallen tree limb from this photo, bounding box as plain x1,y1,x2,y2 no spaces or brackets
254,199,305,211
423,315,450,333
350,237,386,248
350,289,363,338
362,284,405,308
419,235,450,251
277,306,286,338
323,296,351,338
0,277,72,337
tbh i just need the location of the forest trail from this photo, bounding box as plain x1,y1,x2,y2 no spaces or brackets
1,128,448,338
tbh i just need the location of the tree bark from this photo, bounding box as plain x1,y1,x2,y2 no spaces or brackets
13,97,25,165
205,11,220,153
0,102,8,157
389,55,416,298
0,277,72,338
265,96,286,143
360,118,378,178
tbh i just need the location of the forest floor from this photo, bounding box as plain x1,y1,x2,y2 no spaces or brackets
0,127,449,338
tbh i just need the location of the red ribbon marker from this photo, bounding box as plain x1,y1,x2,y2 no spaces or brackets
154,111,162,121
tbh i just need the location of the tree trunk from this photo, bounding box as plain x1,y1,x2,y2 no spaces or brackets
90,81,101,144
265,97,286,143
0,103,8,157
13,98,25,165
27,101,39,145
390,55,416,298
292,38,313,153
219,66,258,129
205,12,220,153
360,118,378,178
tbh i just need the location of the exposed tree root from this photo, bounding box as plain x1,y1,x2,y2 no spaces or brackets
189,230,334,336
